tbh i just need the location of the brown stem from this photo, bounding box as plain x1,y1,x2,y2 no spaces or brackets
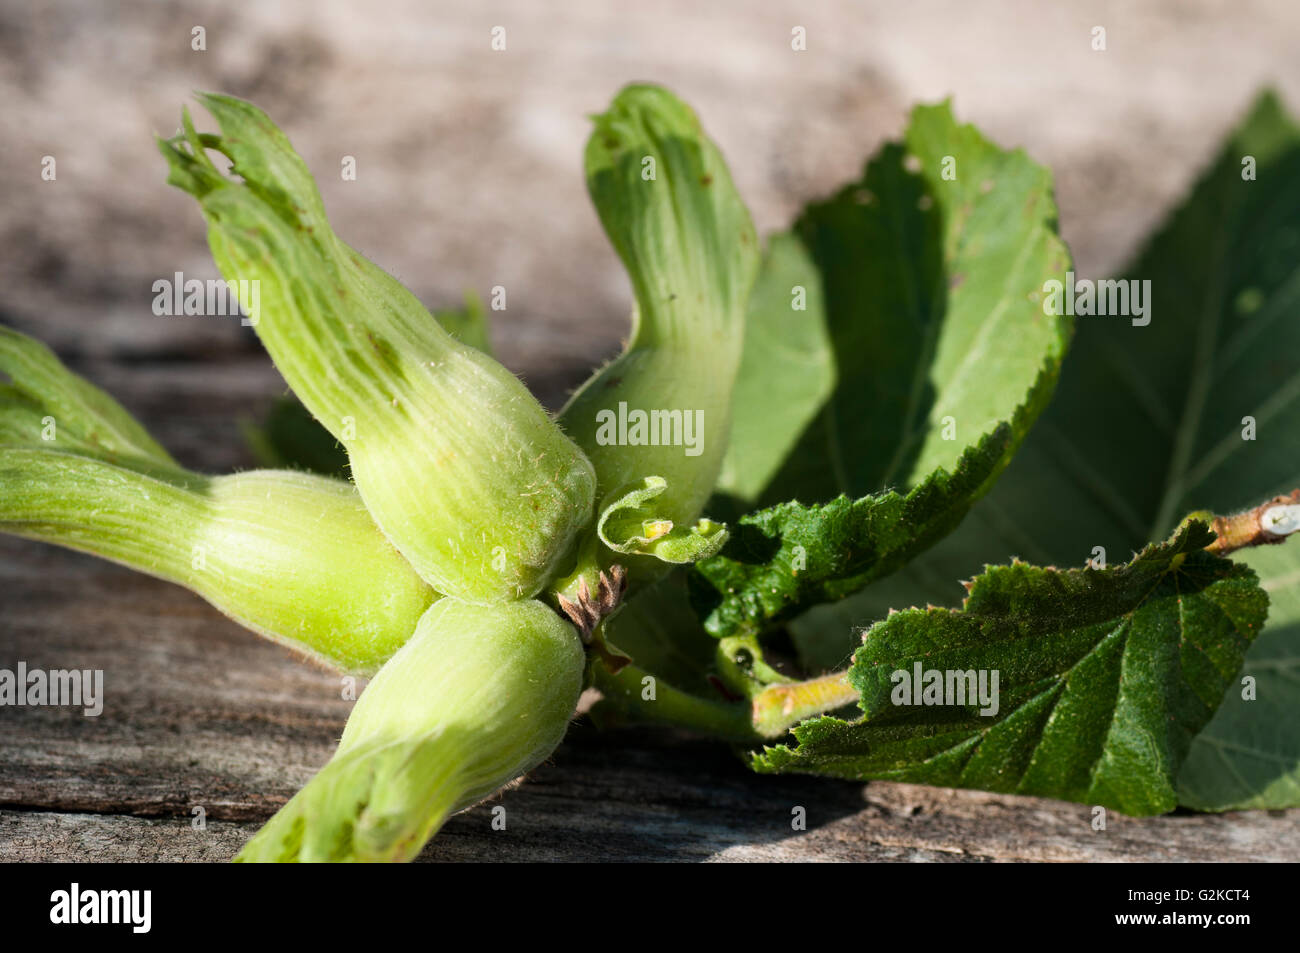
1205,489,1300,556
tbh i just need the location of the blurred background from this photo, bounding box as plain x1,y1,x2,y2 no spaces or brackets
2,0,1299,467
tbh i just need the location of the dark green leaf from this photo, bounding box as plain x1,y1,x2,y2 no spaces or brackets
788,90,1300,807
1177,542,1300,810
753,524,1268,816
721,102,1071,509
602,570,719,698
242,395,350,479
715,233,833,502
694,423,1018,640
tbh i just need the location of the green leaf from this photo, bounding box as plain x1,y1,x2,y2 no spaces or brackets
597,569,723,703
723,101,1071,509
1177,542,1300,810
715,233,833,503
598,476,728,564
242,395,350,479
790,90,1300,805
995,88,1300,549
694,424,1018,640
753,524,1268,816
432,291,493,356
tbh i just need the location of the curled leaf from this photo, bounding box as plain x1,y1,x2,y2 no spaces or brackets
597,476,728,564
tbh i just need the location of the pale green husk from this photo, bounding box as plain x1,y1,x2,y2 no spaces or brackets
0,325,435,674
159,94,596,603
559,84,759,580
236,598,584,862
